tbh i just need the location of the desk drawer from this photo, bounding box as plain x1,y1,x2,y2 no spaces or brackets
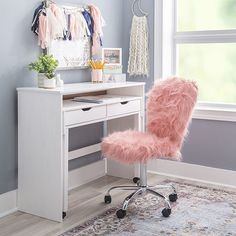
107,100,141,117
64,106,106,126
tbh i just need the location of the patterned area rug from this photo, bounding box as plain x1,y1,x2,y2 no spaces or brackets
60,181,236,236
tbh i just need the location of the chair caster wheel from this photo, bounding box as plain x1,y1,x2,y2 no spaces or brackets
169,193,178,202
104,195,112,204
116,209,126,219
162,208,171,217
133,177,140,184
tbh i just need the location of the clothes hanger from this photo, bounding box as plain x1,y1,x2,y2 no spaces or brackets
42,0,55,8
132,0,148,17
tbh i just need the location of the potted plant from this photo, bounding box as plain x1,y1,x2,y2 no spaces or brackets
29,54,59,89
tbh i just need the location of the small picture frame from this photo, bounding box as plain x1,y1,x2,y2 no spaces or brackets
102,48,122,66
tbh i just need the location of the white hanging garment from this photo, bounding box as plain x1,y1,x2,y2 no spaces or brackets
74,11,90,41
128,15,149,77
47,7,64,41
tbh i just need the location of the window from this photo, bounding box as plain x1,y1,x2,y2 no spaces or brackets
175,0,236,105
177,43,236,104
155,0,236,121
177,0,236,31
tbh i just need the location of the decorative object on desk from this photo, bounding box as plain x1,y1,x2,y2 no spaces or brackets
29,54,58,89
103,73,126,83
102,48,122,66
60,181,236,236
103,64,123,74
91,69,103,83
56,74,64,87
128,0,149,77
31,1,105,70
89,60,106,83
102,48,123,83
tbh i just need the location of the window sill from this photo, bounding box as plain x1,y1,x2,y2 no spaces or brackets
193,104,236,122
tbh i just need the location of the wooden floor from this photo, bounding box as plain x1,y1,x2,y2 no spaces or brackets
0,174,234,236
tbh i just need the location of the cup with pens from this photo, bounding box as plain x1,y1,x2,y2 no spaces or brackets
89,60,106,83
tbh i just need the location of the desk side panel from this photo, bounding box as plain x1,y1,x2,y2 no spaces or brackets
18,91,63,222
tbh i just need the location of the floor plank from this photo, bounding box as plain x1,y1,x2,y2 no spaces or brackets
0,174,235,236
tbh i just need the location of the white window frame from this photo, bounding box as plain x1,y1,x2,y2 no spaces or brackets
154,0,236,122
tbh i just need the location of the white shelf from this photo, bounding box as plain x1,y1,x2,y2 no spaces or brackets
68,143,101,161
63,95,142,111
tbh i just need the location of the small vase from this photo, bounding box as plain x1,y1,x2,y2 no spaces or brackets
38,73,56,89
91,69,103,83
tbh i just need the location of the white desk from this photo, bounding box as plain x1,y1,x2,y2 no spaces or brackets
17,82,145,222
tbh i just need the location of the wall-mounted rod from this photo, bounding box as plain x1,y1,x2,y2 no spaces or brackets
42,0,90,11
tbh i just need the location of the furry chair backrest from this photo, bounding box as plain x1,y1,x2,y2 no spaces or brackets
147,77,198,149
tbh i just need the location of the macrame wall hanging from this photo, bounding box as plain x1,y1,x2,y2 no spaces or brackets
128,0,149,77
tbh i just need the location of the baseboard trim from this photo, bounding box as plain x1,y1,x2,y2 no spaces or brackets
0,190,18,218
68,160,106,191
148,159,236,189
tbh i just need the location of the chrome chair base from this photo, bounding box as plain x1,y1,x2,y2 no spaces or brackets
104,177,177,219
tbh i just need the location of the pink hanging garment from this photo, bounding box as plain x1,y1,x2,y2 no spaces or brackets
38,13,48,49
49,3,67,37
38,3,65,49
89,4,106,55
47,7,63,40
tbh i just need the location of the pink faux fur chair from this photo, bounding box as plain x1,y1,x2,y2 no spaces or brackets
102,77,198,219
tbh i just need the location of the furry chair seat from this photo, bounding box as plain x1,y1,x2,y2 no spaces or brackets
101,77,198,164
101,130,181,164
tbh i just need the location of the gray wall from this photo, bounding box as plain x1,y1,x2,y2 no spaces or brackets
0,0,124,195
1,0,235,195
182,120,236,171
123,0,236,171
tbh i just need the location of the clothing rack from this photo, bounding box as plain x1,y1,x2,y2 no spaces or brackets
42,0,90,11
60,4,90,12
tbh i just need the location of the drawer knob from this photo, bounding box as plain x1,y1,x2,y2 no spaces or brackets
121,101,129,105
82,107,92,111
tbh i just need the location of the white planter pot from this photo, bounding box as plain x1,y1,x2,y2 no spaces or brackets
38,73,56,89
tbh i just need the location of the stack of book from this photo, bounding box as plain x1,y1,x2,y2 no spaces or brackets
72,95,123,104
103,65,126,83
103,65,122,74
